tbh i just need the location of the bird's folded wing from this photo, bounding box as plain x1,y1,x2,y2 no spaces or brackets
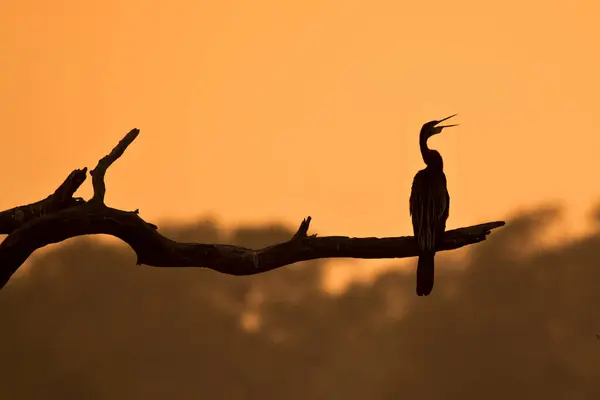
409,171,448,251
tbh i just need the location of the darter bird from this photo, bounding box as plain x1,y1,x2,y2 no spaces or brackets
410,114,458,296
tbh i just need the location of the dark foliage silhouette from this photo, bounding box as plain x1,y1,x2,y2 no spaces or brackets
1,206,599,399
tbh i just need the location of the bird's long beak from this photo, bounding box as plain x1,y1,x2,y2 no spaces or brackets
435,114,459,129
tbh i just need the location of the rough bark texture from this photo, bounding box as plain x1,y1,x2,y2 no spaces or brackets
0,128,505,290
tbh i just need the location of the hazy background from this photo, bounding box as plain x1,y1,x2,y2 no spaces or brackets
1,207,600,399
2,0,600,398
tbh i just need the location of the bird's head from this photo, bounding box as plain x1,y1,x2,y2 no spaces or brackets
420,114,459,139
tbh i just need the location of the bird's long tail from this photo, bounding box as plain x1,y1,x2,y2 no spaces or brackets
416,252,435,296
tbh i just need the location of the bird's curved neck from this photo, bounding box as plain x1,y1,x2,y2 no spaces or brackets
420,133,443,169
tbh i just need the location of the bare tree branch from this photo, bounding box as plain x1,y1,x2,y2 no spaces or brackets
0,129,505,290
0,168,87,234
90,128,139,203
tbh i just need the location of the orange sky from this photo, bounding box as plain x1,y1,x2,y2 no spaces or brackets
1,1,599,255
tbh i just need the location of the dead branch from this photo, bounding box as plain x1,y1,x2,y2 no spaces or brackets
0,129,505,290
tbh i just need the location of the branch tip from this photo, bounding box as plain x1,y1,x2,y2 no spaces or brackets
90,128,140,203
52,167,88,203
293,216,312,239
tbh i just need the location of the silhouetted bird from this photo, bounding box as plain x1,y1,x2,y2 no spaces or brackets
410,114,458,296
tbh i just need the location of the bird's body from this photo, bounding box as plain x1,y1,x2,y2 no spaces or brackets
409,115,456,296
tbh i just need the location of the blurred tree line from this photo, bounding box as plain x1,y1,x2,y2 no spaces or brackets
1,207,599,399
